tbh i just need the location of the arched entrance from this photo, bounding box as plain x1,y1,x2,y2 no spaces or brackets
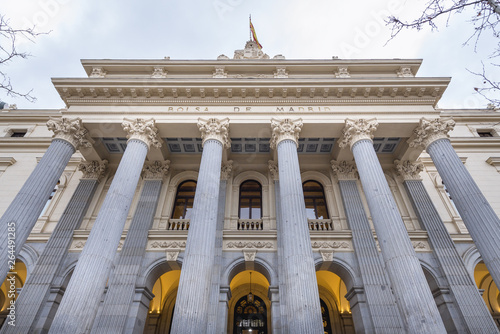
316,270,354,333
229,270,271,334
0,260,27,328
144,270,180,334
474,262,500,328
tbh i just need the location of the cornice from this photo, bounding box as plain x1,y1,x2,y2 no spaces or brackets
0,138,52,150
448,137,500,149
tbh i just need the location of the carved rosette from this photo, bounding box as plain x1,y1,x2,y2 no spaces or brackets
268,160,279,180
395,160,424,181
408,117,455,149
143,160,170,180
339,118,379,149
151,67,167,78
78,160,108,181
122,118,161,149
46,117,94,150
331,160,358,180
90,67,106,78
197,118,231,148
221,160,233,180
269,118,303,149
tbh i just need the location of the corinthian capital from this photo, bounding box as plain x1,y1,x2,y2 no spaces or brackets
395,160,424,181
331,160,358,180
270,118,303,149
78,160,108,181
408,117,455,149
197,118,231,148
268,160,279,180
221,160,233,180
122,118,161,149
339,118,378,149
46,117,94,150
143,160,170,180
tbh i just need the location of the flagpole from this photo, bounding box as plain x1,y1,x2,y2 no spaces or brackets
249,15,252,41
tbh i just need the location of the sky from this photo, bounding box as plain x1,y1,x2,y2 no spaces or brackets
2,0,499,110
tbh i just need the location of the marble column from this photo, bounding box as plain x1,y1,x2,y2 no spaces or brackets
331,160,404,333
0,117,92,283
270,118,323,333
409,117,500,289
170,118,230,333
1,160,106,334
48,118,161,334
268,159,286,333
91,160,169,334
396,159,499,333
340,118,446,333
209,160,231,334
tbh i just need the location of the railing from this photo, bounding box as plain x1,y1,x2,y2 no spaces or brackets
237,219,263,231
168,219,190,231
308,219,333,231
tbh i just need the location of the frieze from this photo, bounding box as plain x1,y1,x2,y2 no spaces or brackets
311,241,352,250
149,241,186,249
226,241,274,249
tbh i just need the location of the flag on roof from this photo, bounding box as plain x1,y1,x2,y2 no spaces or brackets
250,17,263,49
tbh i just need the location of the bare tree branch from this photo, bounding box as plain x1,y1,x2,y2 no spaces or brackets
386,0,500,106
0,14,48,103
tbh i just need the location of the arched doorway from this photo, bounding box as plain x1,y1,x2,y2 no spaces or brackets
0,260,27,328
474,262,500,328
316,270,354,333
144,270,180,334
229,270,271,334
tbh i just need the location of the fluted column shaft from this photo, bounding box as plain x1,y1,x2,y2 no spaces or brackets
427,138,500,288
274,180,286,333
276,139,323,333
404,179,499,333
170,139,223,332
352,139,446,333
338,180,404,333
91,179,163,334
1,177,99,334
0,139,75,283
209,179,228,334
49,139,149,333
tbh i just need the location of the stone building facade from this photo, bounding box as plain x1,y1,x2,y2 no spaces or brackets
0,41,499,333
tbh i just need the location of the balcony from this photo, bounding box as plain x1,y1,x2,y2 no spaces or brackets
237,219,263,231
308,219,334,231
168,219,190,231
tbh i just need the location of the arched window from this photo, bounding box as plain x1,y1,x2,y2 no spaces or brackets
303,181,329,219
171,180,197,219
239,180,262,219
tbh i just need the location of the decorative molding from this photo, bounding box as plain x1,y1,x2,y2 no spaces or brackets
221,160,233,180
89,67,107,78
412,241,431,251
334,66,350,78
197,117,231,148
339,118,378,149
143,160,170,180
269,118,303,149
0,157,16,175
150,241,186,249
394,159,424,181
213,66,228,78
486,157,500,173
46,117,94,150
268,160,279,181
122,118,161,149
331,160,358,180
233,40,270,59
151,67,168,78
274,66,288,78
243,249,257,262
396,66,414,77
311,241,352,250
78,160,108,181
408,117,455,149
166,249,180,262
226,241,273,249
319,249,334,262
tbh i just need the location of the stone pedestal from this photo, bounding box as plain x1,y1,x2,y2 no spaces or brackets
332,160,404,333
0,118,92,283
409,117,500,289
340,119,446,333
270,118,323,333
170,118,229,333
49,118,160,333
91,161,169,334
1,161,106,334
397,159,499,333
